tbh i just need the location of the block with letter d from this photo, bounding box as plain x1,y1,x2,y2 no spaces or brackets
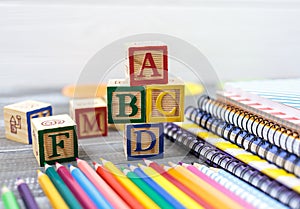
146,78,184,122
70,98,107,139
124,123,164,160
4,100,52,144
31,114,78,166
107,79,146,124
128,44,168,86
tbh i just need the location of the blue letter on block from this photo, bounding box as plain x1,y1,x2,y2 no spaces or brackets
125,123,164,160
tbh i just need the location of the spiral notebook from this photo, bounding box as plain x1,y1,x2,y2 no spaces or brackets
164,122,300,209
218,79,300,132
185,104,300,178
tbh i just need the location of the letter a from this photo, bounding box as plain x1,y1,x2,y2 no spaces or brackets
138,53,161,78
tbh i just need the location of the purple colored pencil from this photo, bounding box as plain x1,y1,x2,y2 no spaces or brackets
16,178,40,209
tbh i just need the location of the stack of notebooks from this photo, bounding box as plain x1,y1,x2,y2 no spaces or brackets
164,78,300,209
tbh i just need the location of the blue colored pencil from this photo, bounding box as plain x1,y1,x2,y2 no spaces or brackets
69,165,113,209
129,164,185,209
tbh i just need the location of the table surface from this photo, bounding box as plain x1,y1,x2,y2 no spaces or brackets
0,87,205,209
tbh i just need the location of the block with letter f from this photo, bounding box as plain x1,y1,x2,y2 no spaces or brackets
124,123,164,160
31,114,78,166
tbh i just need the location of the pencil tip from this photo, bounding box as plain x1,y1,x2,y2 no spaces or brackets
143,158,152,166
92,161,96,165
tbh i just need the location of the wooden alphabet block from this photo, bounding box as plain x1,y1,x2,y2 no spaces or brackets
70,98,107,139
31,114,78,166
124,123,164,160
107,79,146,124
3,100,52,144
128,45,168,86
146,78,184,122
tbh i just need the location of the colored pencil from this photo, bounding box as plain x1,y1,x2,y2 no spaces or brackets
144,159,212,208
69,165,113,209
138,164,204,209
180,162,255,209
165,162,246,209
45,163,82,209
122,168,175,209
129,164,185,209
194,163,288,209
100,158,160,209
56,163,97,209
76,158,130,209
1,186,20,209
37,170,68,209
94,162,144,209
16,178,39,209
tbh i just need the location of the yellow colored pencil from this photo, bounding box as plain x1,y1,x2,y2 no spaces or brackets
166,162,245,209
138,164,204,209
100,159,160,209
37,170,69,209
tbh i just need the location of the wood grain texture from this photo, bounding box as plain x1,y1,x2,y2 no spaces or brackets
4,100,52,144
124,123,164,160
128,45,168,86
70,98,107,138
146,83,184,122
31,114,78,166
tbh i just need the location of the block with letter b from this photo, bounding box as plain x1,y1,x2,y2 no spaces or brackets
3,100,52,144
124,123,164,160
107,79,146,124
146,78,184,122
128,44,168,86
70,98,107,139
31,114,78,166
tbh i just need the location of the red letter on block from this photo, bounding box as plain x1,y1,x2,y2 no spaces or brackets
128,45,168,86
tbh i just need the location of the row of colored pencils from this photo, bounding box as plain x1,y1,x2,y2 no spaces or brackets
2,158,287,209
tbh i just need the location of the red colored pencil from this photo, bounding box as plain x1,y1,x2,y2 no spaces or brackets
144,159,212,209
93,162,145,209
55,163,97,209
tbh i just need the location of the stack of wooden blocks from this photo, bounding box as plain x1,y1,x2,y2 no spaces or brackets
4,101,78,166
107,44,185,160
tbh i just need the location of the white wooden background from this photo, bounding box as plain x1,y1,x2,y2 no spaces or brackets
1,0,300,88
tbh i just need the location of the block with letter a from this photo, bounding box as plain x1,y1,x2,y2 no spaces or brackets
124,123,164,160
128,44,168,86
70,98,107,139
107,79,146,124
31,114,78,166
146,78,184,122
3,100,52,144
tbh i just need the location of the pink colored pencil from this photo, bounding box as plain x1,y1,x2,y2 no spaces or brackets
76,158,130,209
180,162,255,209
55,163,97,209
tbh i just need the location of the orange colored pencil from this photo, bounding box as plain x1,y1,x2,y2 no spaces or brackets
100,159,160,209
77,159,130,209
165,162,245,209
94,162,144,209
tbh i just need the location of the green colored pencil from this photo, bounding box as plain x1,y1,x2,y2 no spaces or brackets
45,163,82,209
122,168,175,209
1,186,20,209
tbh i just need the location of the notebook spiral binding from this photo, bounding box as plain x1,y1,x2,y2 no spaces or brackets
197,95,300,157
164,122,300,209
185,104,300,178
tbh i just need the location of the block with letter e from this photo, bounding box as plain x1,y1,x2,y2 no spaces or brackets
31,114,78,166
146,78,184,122
70,98,107,139
107,80,146,124
128,44,168,86
3,100,52,144
124,123,164,160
